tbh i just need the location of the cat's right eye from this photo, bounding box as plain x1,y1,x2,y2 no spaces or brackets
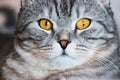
38,19,53,30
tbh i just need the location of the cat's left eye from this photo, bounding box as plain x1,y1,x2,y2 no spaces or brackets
76,18,91,30
38,19,53,30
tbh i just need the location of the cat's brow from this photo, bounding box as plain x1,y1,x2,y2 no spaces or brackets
97,21,114,33
17,21,33,33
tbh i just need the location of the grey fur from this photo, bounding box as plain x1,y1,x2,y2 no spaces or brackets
1,0,120,80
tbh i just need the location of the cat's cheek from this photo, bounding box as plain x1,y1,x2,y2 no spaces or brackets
64,42,88,64
48,41,63,58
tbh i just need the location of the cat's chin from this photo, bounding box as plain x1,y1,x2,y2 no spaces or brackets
49,55,82,70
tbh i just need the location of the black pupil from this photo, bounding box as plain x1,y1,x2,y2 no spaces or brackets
82,20,85,26
45,20,48,26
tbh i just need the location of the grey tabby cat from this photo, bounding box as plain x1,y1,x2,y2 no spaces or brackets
0,0,120,80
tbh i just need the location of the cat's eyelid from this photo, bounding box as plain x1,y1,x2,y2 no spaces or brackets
81,18,92,20
81,18,104,22
37,18,51,22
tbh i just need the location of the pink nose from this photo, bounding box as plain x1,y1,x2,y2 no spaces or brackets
59,40,71,49
61,40,67,47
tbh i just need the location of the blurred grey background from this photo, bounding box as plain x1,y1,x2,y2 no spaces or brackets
111,0,120,40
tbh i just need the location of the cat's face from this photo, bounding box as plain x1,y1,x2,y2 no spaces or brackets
16,0,117,70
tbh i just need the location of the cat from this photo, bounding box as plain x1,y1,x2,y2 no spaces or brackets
0,0,120,80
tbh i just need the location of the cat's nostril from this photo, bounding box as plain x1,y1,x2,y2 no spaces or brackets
58,40,71,49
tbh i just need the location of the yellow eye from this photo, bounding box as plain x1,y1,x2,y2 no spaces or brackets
76,18,91,30
38,19,53,30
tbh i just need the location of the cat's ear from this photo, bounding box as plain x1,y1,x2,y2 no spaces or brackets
21,0,35,8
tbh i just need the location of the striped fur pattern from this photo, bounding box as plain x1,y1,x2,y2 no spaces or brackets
1,0,120,80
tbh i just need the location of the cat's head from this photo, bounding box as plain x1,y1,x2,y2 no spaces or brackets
16,0,118,70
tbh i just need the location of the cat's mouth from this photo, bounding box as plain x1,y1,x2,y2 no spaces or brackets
52,50,76,60
61,50,68,56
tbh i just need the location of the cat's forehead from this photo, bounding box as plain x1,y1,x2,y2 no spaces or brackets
21,0,107,25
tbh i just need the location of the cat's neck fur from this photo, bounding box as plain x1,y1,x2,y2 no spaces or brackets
2,39,119,80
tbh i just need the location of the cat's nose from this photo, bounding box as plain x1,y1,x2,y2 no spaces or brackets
58,40,71,49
